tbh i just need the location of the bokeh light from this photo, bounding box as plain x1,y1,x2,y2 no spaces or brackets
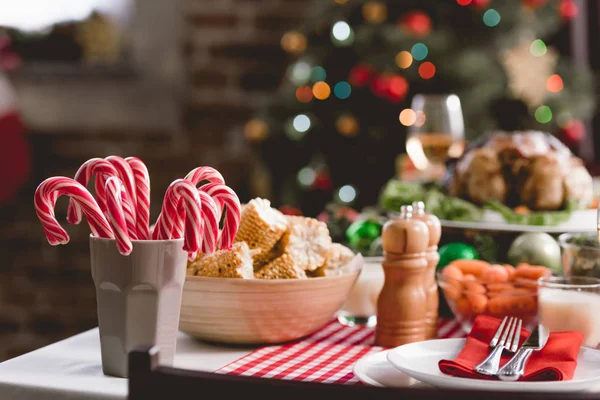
483,9,501,27
338,185,357,203
289,61,312,85
293,114,311,132
280,31,307,54
297,167,317,187
546,74,563,93
362,1,387,23
313,81,331,100
535,105,552,123
418,61,436,79
296,86,313,103
244,119,269,142
411,43,428,61
334,0,349,4
333,81,352,99
457,0,472,5
399,109,417,126
530,39,547,57
336,114,360,136
388,75,409,99
311,66,327,82
332,21,351,40
395,51,413,69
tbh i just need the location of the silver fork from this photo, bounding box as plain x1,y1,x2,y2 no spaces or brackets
474,316,522,376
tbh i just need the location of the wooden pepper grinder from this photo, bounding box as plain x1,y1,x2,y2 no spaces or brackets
412,201,442,340
375,205,430,348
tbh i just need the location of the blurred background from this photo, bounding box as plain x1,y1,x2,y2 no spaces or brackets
0,0,598,361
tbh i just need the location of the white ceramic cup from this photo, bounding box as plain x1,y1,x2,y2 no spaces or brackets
89,236,188,378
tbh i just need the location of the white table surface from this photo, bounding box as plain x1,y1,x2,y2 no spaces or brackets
0,328,256,400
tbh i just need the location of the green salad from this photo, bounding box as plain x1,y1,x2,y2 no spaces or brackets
379,179,583,226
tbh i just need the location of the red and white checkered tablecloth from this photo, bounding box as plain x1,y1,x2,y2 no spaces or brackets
216,318,466,385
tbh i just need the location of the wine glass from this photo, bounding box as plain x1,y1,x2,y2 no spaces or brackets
405,94,466,181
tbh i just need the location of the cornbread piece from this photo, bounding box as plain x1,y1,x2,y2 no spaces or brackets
234,198,288,261
310,243,355,277
255,253,307,279
194,242,254,279
280,216,331,271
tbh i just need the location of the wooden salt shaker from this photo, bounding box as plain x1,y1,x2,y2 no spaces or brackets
375,205,430,348
412,201,442,340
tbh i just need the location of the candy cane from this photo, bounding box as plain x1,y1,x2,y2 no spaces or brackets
184,166,225,187
152,179,202,255
200,182,241,250
35,177,113,245
125,157,150,239
98,156,138,221
67,158,119,224
195,191,219,255
105,176,133,255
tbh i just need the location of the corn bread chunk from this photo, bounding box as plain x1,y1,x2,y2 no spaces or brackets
310,243,355,277
255,253,307,279
280,216,331,271
234,198,288,263
192,242,254,279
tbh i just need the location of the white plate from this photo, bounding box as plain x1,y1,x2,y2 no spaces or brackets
353,350,419,388
386,338,600,393
440,209,597,234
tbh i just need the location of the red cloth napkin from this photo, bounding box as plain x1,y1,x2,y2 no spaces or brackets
439,315,583,381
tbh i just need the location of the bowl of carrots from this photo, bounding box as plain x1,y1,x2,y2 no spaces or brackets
437,259,553,333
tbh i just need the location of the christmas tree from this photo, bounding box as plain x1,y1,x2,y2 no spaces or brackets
245,0,595,217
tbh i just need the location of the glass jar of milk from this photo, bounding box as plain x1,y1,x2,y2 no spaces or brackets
538,276,600,349
337,257,384,327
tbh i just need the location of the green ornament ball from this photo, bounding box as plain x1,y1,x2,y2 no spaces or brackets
346,220,382,253
438,243,479,270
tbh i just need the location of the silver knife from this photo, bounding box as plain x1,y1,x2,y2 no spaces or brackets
497,324,550,381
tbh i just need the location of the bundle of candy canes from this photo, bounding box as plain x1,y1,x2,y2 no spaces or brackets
34,156,241,259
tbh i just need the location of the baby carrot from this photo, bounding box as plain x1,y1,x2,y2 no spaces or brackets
514,265,552,281
441,265,464,283
451,259,490,277
467,293,488,314
480,265,509,283
455,297,472,317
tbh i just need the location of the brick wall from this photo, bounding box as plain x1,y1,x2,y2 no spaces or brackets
0,0,308,361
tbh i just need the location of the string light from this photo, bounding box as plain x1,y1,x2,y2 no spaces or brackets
336,114,360,136
293,114,311,132
418,62,436,79
395,51,413,69
483,9,501,27
337,185,357,203
388,75,408,99
530,39,547,57
313,81,331,100
399,109,417,126
244,119,269,142
288,61,312,85
535,105,552,123
411,43,428,61
296,86,313,102
297,167,317,187
546,74,563,93
457,0,472,5
310,66,327,83
362,1,387,23
333,81,352,99
331,21,354,46
281,31,307,54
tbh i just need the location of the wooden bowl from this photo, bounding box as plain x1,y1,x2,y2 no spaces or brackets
179,254,363,345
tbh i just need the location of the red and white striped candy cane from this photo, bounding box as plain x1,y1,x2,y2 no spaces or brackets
97,156,138,223
184,166,225,187
152,179,202,255
35,177,113,245
67,158,119,224
197,191,219,255
200,182,241,250
105,176,133,255
125,157,150,239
